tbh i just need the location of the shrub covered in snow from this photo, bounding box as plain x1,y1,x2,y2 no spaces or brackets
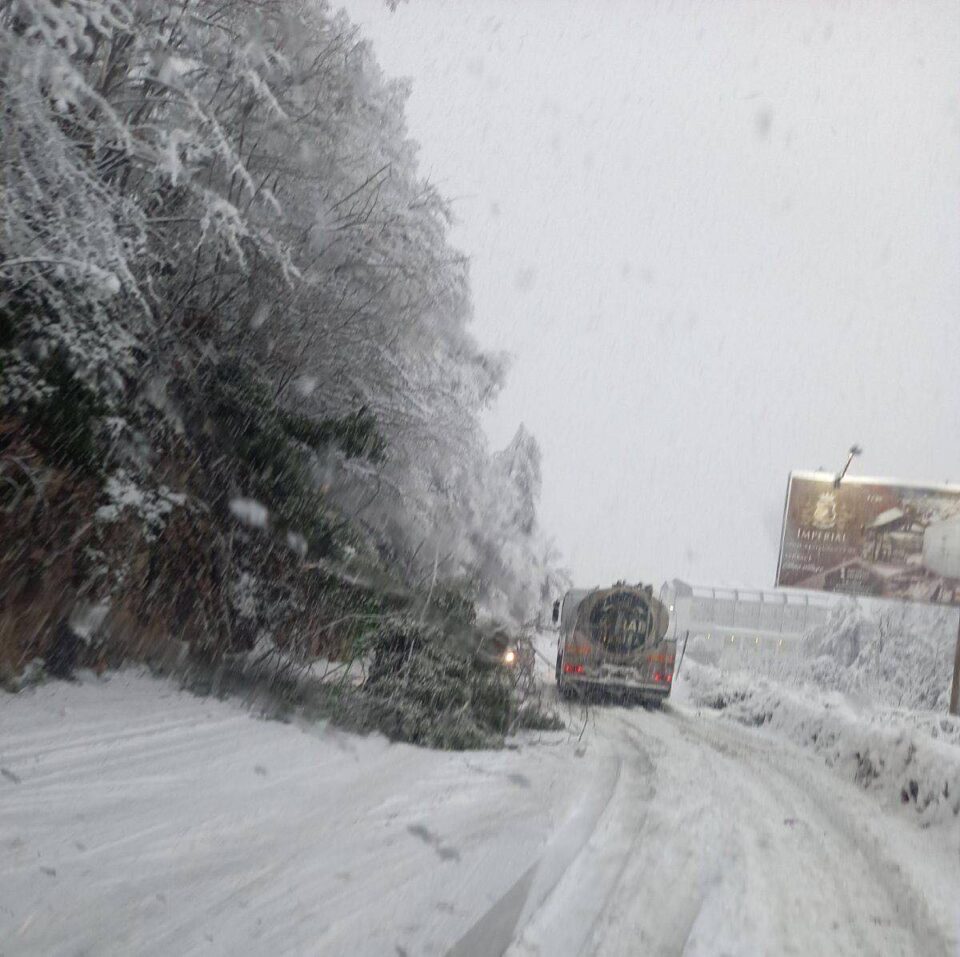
683,661,960,828
95,470,186,540
756,601,956,713
362,619,516,750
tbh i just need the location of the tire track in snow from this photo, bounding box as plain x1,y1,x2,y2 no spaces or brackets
498,701,956,957
447,749,625,956
576,723,657,956
503,725,656,956
672,711,956,957
582,708,730,957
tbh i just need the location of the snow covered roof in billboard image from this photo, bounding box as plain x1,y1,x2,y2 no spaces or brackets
867,508,905,530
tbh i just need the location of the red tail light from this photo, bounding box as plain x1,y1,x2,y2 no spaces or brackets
563,663,586,675
653,672,662,682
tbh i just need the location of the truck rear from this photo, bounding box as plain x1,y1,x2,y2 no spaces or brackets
553,584,675,705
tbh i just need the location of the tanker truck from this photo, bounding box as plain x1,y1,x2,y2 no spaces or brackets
552,582,675,706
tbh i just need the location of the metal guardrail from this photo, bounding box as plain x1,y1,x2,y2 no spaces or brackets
660,580,836,645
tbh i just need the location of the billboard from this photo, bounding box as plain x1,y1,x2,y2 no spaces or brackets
776,471,960,605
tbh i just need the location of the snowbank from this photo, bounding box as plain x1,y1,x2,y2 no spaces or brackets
683,661,960,828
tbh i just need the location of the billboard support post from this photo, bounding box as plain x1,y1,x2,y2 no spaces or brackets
950,614,960,716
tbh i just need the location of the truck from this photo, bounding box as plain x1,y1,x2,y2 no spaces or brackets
552,583,676,706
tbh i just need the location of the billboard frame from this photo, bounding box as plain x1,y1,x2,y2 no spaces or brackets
777,469,960,600
788,469,960,496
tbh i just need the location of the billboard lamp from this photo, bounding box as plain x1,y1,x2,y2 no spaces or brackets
833,445,863,488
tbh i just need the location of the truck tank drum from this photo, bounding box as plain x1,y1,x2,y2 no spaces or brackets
562,583,669,644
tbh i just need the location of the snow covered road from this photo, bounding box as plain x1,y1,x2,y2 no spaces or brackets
518,707,958,957
2,673,958,956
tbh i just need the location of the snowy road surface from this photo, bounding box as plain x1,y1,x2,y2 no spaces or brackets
2,673,958,956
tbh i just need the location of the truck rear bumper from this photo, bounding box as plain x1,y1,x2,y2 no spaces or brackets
560,675,671,698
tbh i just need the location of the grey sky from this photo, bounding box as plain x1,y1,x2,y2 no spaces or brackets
340,0,960,589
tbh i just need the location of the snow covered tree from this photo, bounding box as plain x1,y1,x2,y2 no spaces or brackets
0,0,565,682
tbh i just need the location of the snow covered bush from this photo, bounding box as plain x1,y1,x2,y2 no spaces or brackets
684,661,960,828
752,601,956,713
95,470,186,540
361,619,515,749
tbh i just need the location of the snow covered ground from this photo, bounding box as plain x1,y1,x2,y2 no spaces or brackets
2,655,959,956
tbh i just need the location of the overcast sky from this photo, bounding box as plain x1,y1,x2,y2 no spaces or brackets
340,0,960,590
